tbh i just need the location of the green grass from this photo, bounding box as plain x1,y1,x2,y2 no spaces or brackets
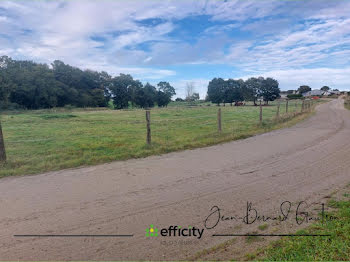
246,231,262,243
0,100,319,177
260,197,350,261
189,238,237,261
344,97,350,110
258,224,269,231
38,114,78,120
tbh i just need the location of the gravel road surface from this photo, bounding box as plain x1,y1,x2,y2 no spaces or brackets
0,98,349,260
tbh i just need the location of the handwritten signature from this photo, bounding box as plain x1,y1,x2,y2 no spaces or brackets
204,201,337,229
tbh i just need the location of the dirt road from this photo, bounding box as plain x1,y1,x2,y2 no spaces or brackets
1,98,349,260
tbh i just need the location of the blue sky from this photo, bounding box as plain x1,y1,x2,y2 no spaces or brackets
1,0,350,98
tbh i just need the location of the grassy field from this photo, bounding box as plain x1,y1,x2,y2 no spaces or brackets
0,100,318,177
258,189,350,261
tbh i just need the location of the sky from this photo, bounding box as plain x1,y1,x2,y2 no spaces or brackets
1,0,350,98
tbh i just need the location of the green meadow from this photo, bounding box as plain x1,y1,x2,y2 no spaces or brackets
0,100,314,177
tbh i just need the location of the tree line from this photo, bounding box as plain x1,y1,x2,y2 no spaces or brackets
0,56,176,110
0,56,282,110
206,76,280,105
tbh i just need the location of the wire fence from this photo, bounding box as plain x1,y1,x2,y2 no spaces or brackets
0,99,316,175
0,100,315,145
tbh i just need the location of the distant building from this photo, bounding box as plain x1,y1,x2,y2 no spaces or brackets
302,89,325,97
303,89,342,97
323,90,341,96
280,90,297,99
331,90,341,95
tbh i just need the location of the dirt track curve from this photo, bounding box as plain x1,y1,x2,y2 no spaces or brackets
0,98,350,260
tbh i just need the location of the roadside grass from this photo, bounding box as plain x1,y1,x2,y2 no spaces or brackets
258,224,269,231
189,238,237,261
256,197,350,261
246,232,263,244
344,97,350,110
0,100,321,177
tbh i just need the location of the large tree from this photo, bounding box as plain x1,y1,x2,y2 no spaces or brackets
52,60,108,107
134,83,157,108
156,81,175,107
128,80,143,107
0,56,180,110
321,86,330,91
157,81,176,98
110,74,135,109
260,78,280,104
242,77,264,106
224,79,244,106
298,85,311,94
0,70,15,109
207,78,226,105
156,90,170,107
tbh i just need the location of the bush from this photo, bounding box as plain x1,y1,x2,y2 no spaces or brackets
287,94,303,99
63,104,76,110
0,102,24,110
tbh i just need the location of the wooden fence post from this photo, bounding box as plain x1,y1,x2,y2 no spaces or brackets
146,110,151,145
259,101,262,124
286,100,289,113
217,108,222,132
301,100,305,112
276,102,280,119
0,119,6,163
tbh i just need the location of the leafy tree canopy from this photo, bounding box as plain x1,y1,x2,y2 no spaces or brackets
298,85,311,94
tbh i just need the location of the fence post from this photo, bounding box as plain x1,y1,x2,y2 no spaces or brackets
217,108,222,132
259,101,263,124
276,102,280,119
146,110,151,145
286,100,289,114
301,100,305,112
0,118,6,163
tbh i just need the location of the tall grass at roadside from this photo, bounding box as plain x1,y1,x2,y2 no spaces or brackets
344,96,350,110
258,197,350,261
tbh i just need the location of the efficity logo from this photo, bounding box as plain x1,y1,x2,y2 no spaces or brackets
146,225,204,239
145,224,159,237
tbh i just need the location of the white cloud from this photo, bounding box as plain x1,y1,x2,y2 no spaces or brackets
80,61,177,80
225,18,350,71
239,68,350,91
0,0,350,88
0,0,185,77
